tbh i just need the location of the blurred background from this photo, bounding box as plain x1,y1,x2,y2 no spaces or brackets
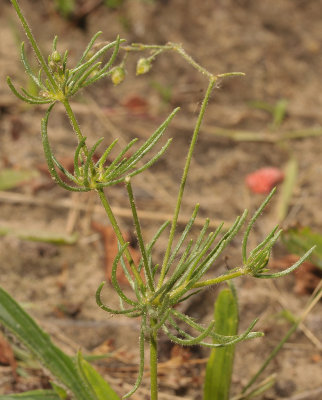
0,1,321,399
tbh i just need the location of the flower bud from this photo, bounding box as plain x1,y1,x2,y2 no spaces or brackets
51,50,62,63
136,58,152,75
111,66,126,86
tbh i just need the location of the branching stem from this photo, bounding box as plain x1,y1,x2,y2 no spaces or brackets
158,77,216,287
62,99,87,145
191,268,247,289
122,42,245,80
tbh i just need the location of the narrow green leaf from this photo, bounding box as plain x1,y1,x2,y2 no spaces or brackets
255,246,315,278
242,189,274,264
282,226,322,269
203,286,239,400
0,226,78,245
41,105,89,192
102,139,138,179
7,77,52,105
276,157,298,222
272,99,288,128
50,382,68,399
0,287,93,400
0,168,38,191
0,390,60,400
20,42,43,89
52,154,79,184
164,204,200,277
118,107,180,174
77,351,121,400
127,138,172,179
75,31,102,68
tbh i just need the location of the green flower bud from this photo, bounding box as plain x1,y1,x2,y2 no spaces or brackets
111,66,126,86
136,58,152,75
51,50,62,63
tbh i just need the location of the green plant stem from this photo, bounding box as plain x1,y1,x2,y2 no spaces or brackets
158,78,216,287
192,268,247,289
150,318,158,400
168,268,247,301
62,98,86,144
123,43,245,80
97,188,144,290
171,43,214,79
61,98,92,171
10,0,58,92
124,43,213,78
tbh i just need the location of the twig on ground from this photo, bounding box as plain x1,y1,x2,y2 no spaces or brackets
0,191,231,229
284,386,322,400
267,280,322,350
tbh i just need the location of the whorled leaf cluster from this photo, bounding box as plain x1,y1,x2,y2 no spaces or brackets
96,186,314,397
7,31,122,104
41,104,179,192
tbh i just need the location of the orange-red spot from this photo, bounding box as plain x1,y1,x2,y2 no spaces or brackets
245,167,284,194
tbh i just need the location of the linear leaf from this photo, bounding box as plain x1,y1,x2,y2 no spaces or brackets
77,352,121,400
203,286,239,400
0,287,93,400
0,390,60,400
282,226,322,269
0,168,38,191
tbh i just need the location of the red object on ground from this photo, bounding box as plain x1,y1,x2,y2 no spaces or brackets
245,167,284,194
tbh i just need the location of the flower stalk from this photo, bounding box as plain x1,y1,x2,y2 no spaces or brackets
158,77,216,288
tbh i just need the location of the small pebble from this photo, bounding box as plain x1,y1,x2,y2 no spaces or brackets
274,379,297,397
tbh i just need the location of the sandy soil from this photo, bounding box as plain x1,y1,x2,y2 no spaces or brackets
0,1,321,399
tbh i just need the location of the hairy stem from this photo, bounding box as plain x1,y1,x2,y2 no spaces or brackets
150,318,158,400
62,98,86,145
191,268,247,289
158,77,216,287
172,43,214,79
97,188,144,290
168,268,247,302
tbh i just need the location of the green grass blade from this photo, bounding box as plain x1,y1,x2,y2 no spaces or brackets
0,390,61,400
282,225,322,269
0,287,93,400
76,352,121,400
203,286,239,400
50,381,68,399
276,156,298,222
0,168,38,190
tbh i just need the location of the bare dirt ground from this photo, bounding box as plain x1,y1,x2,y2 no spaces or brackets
0,0,321,399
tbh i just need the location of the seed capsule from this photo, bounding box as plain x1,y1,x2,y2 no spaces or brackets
136,58,152,75
111,66,126,85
